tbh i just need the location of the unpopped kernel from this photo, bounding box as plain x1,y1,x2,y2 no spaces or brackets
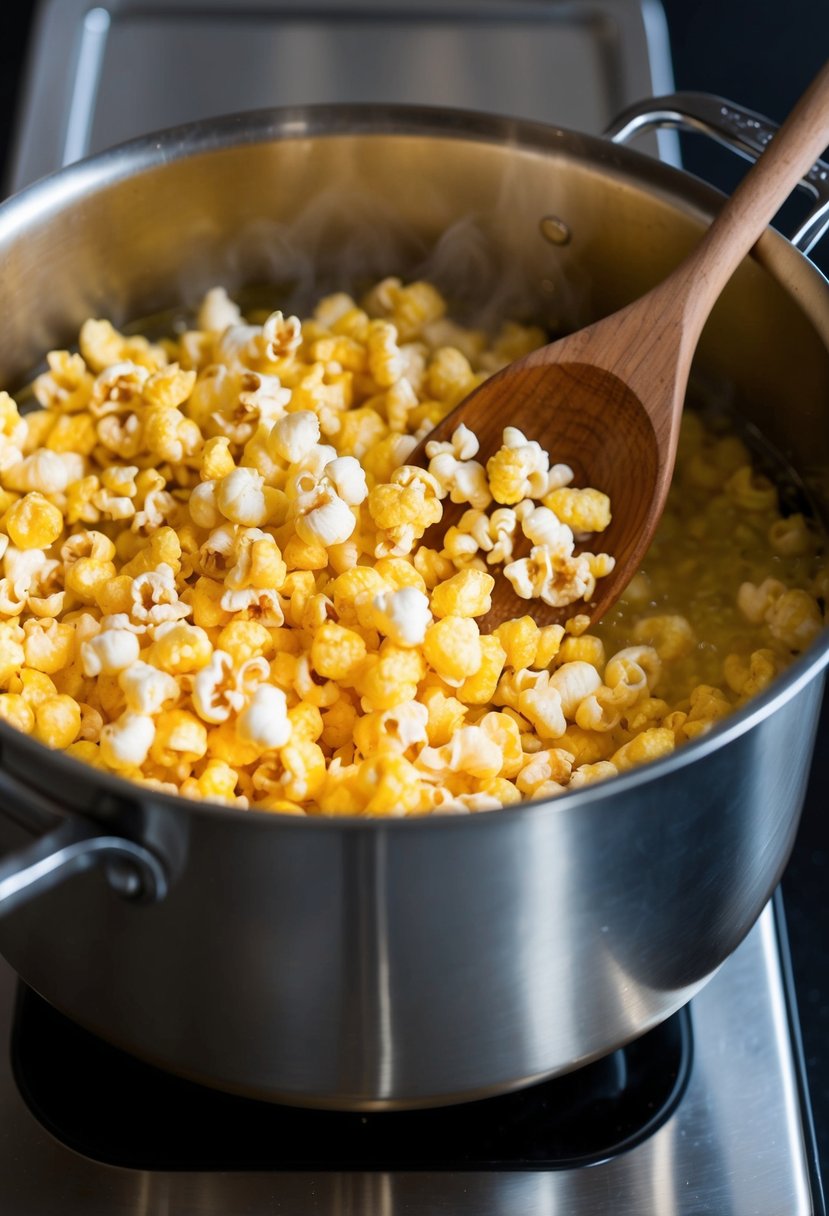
0,279,825,815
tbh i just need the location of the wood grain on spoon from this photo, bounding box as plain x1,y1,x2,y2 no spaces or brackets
412,60,829,631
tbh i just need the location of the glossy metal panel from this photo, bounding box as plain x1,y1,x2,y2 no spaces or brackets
0,904,815,1214
0,108,828,1106
8,0,677,192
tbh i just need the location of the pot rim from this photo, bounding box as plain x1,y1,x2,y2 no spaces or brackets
1,100,828,830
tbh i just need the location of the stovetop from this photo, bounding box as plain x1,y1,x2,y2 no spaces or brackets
0,899,820,1215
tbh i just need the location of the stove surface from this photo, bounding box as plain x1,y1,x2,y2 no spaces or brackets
12,982,691,1171
0,901,820,1215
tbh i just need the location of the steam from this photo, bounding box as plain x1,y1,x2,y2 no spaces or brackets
171,151,591,336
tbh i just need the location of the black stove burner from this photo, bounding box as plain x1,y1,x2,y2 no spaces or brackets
11,985,691,1172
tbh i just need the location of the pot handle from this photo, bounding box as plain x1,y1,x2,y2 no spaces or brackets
0,766,168,917
605,91,829,255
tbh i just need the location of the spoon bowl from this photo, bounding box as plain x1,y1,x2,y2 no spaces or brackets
412,60,829,628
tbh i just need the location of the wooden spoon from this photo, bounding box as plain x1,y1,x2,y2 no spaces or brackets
412,62,829,630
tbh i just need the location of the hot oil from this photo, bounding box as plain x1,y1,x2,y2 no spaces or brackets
593,379,828,707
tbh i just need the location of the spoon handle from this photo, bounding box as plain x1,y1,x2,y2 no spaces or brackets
677,58,829,333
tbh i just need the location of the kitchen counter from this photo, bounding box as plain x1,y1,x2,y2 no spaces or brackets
1,0,829,1183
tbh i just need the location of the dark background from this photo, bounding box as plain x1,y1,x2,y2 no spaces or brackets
1,0,829,1183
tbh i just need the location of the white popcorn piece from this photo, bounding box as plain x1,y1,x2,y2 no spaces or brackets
323,456,368,506
268,410,321,464
219,587,285,626
425,422,479,462
192,650,245,723
428,450,492,511
0,579,26,615
96,411,142,458
383,433,419,472
215,324,263,368
100,712,156,769
189,480,221,529
131,564,192,627
378,701,430,749
92,487,135,521
605,646,661,699
199,523,238,580
188,362,239,423
542,463,575,495
90,361,149,416
196,286,242,334
371,586,432,647
3,450,85,494
237,371,292,432
418,725,502,780
132,488,176,533
3,546,50,587
236,684,292,750
0,440,23,475
263,310,302,361
99,611,146,636
548,661,603,718
520,504,574,554
504,546,594,608
294,486,356,547
517,680,567,739
573,694,621,733
283,442,339,501
80,628,141,677
216,466,269,528
118,661,180,715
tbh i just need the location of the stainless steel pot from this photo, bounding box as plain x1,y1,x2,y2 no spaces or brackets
0,99,828,1110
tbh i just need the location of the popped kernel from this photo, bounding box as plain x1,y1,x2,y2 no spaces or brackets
6,493,64,550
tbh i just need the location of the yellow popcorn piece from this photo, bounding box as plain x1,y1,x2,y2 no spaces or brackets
6,493,64,550
423,616,481,686
430,568,494,619
611,727,675,771
354,644,425,712
33,695,82,749
0,692,35,733
543,487,611,533
456,635,506,704
311,621,367,681
148,622,212,674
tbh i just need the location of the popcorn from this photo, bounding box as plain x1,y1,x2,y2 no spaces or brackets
80,628,140,677
3,449,85,494
236,684,292,750
0,277,821,818
216,466,270,527
369,586,432,647
119,661,180,715
100,712,156,770
196,286,242,333
486,427,549,504
268,411,320,464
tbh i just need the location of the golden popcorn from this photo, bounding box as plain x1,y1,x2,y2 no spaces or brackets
0,278,824,815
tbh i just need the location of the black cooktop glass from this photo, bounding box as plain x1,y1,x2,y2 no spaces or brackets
11,985,691,1171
